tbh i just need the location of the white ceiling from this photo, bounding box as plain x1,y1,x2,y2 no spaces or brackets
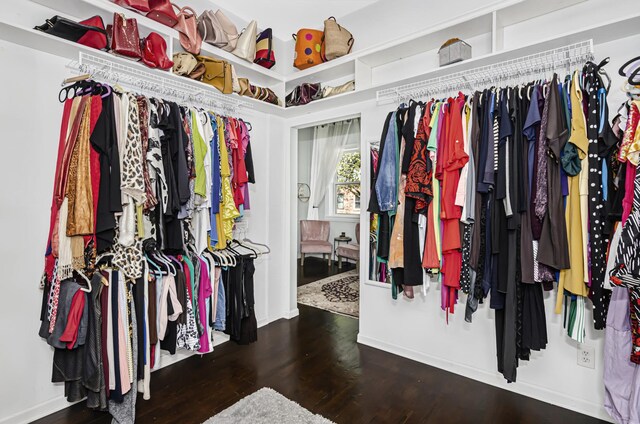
211,0,384,40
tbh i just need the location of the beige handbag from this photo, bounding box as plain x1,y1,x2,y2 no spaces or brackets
322,17,354,61
321,80,355,98
172,52,198,75
197,10,228,48
238,78,251,96
215,10,239,52
232,20,257,62
231,64,241,93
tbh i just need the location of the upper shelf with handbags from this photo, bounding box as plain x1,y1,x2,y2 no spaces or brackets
31,0,285,88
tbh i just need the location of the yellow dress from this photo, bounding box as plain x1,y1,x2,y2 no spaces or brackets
557,72,589,313
214,116,240,250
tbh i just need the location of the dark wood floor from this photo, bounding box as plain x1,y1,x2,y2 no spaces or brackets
34,304,606,424
297,256,356,286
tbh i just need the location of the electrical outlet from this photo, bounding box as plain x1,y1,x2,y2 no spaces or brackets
577,344,595,369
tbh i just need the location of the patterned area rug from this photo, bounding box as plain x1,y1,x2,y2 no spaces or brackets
297,270,359,318
203,387,335,424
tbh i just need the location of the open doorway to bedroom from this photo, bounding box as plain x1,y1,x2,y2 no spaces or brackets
296,117,361,318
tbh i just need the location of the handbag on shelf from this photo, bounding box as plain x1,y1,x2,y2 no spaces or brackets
232,20,257,62
293,29,323,70
34,15,108,50
111,0,150,13
111,13,142,59
238,78,251,96
231,64,241,93
188,62,205,80
197,10,228,48
215,10,239,52
286,82,321,107
321,80,355,98
172,51,198,75
196,55,233,94
141,32,173,70
147,0,178,27
254,28,275,69
174,6,202,54
322,17,354,61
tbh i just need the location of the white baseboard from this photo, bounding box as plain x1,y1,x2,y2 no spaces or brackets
356,334,614,423
4,318,281,424
284,308,299,319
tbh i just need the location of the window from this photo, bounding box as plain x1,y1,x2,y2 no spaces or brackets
334,150,361,215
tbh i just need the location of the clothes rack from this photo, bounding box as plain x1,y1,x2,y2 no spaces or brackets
376,40,595,104
67,52,251,116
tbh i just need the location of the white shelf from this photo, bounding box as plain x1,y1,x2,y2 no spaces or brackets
31,0,285,86
0,21,287,115
285,55,356,92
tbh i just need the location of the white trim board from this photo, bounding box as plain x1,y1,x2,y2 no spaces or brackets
356,334,614,423
3,316,278,424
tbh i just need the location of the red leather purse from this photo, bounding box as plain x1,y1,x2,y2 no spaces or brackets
142,32,173,69
147,0,179,27
76,16,108,50
111,13,142,59
174,6,201,54
111,0,150,13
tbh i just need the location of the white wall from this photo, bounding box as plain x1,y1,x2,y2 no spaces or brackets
0,37,279,424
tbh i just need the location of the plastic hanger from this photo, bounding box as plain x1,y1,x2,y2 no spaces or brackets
77,270,92,293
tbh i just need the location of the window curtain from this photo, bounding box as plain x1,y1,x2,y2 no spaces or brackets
307,118,360,219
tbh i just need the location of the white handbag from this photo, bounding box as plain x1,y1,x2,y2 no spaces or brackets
231,64,241,93
232,20,257,62
321,80,355,98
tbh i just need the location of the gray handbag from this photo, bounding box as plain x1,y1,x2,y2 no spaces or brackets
197,10,228,48
215,10,239,52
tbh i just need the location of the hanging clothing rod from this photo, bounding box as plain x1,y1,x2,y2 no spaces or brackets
67,52,252,115
376,40,595,105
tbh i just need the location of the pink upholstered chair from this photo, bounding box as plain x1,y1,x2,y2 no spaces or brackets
337,223,360,269
300,220,332,267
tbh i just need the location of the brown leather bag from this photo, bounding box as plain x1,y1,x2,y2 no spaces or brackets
238,77,251,96
196,56,232,94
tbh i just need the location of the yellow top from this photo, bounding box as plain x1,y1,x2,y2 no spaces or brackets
557,72,589,314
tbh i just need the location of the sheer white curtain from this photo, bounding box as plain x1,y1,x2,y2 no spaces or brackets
307,118,360,219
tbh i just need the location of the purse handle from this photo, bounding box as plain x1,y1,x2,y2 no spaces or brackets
173,4,197,18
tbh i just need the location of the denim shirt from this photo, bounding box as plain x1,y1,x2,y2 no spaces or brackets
375,111,398,212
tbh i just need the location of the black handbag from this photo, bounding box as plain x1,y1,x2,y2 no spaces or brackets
34,15,108,50
286,83,322,107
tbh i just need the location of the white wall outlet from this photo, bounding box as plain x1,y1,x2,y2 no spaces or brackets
577,344,595,369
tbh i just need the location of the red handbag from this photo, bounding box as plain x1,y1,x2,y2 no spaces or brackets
111,0,150,13
76,16,108,50
141,32,173,69
147,0,178,27
111,13,142,59
174,5,201,54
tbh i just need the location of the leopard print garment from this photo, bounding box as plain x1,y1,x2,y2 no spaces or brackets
120,94,147,205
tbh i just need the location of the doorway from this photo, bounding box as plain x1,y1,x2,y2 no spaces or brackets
295,118,361,318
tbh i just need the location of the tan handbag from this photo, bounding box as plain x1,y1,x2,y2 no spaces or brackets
322,17,353,61
230,64,241,93
172,51,197,75
322,80,355,98
238,78,251,96
215,10,239,52
197,10,228,48
196,55,233,94
232,20,257,62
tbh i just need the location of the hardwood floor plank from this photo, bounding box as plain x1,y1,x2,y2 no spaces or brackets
32,305,607,424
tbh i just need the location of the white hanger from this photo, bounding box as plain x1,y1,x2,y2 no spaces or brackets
77,270,92,293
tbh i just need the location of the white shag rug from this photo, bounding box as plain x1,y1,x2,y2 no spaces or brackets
297,270,359,318
203,387,335,424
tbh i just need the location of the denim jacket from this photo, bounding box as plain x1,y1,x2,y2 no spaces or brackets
375,111,398,212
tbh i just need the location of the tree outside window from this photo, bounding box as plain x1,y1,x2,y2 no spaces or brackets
335,151,361,215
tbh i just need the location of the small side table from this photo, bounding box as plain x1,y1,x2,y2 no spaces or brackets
334,236,352,263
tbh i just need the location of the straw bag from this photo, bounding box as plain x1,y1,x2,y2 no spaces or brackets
322,17,353,61
293,29,323,70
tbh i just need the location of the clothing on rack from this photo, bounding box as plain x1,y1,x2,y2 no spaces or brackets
38,79,267,422
368,62,622,383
